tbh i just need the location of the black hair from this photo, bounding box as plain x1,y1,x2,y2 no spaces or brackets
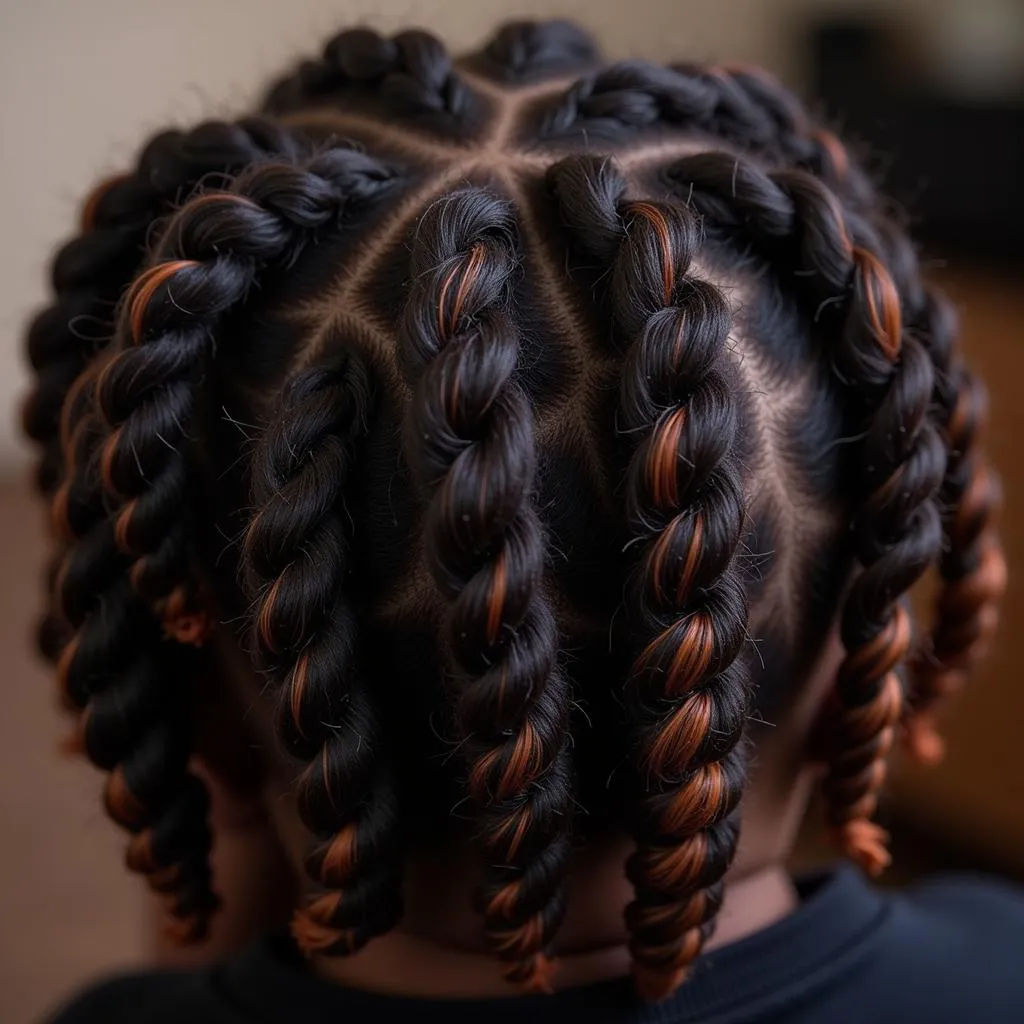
25,20,1004,1001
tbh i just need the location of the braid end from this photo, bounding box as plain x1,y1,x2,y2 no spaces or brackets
833,819,891,876
633,963,690,1003
904,713,946,766
162,908,212,945
512,952,558,994
291,902,358,956
58,712,87,757
161,586,216,646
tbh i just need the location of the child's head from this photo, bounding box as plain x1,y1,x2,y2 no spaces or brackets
25,20,1005,1002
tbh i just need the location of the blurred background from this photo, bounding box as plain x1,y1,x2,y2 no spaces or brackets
1,1,1021,1021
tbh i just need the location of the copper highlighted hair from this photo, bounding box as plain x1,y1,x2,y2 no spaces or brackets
24,18,1002,1003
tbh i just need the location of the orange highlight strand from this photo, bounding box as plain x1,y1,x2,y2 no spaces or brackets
644,690,713,776
487,880,522,921
125,830,158,874
290,653,310,733
488,913,546,960
79,173,131,232
160,585,214,646
823,190,854,260
640,832,707,892
127,261,197,344
492,805,532,861
99,427,124,497
486,553,507,647
113,500,138,553
58,709,88,758
163,911,205,945
677,515,703,603
50,482,73,542
497,719,541,799
104,765,146,828
632,927,703,1001
834,819,892,876
648,518,676,606
164,609,214,647
518,952,557,994
467,746,502,802
56,634,80,705
809,128,850,180
661,762,725,837
256,575,284,655
904,713,945,766
437,244,485,339
647,408,686,510
451,244,485,335
664,612,715,696
292,895,355,954
629,201,675,303
839,603,911,687
853,247,901,361
318,824,358,886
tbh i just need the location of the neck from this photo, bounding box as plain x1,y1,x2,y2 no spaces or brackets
311,850,798,999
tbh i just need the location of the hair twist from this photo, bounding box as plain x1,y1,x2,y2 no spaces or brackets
548,154,750,1000
479,20,599,81
24,117,304,498
686,74,1007,751
397,189,573,991
263,27,469,120
662,150,945,874
242,355,403,954
94,146,394,615
54,144,394,939
53,439,218,937
907,362,1006,761
25,118,307,668
542,60,772,146
861,243,1007,762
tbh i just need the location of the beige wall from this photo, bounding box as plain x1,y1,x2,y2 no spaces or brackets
0,0,796,478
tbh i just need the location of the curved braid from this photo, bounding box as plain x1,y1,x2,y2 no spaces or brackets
859,242,1007,763
480,20,599,80
907,362,1007,762
262,26,469,118
53,391,218,937
242,356,403,954
541,60,775,146
397,190,573,991
684,69,1007,760
704,64,876,210
54,145,393,939
548,155,750,1000
94,147,394,618
662,151,945,874
26,118,305,666
24,117,304,498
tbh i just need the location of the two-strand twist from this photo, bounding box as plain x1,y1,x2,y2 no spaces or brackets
398,189,573,990
549,155,750,999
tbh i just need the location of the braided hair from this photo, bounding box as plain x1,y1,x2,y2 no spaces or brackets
548,157,749,997
26,118,306,665
26,19,1004,1001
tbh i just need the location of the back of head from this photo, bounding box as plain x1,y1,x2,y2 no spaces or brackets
25,19,1005,1002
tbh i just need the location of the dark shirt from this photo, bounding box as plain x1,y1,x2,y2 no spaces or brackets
49,866,1024,1023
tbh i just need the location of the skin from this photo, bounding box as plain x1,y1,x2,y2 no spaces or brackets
157,622,845,998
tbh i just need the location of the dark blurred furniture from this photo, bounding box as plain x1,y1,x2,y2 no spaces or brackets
811,20,1024,265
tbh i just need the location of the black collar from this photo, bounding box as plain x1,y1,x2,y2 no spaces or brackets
217,865,887,1024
